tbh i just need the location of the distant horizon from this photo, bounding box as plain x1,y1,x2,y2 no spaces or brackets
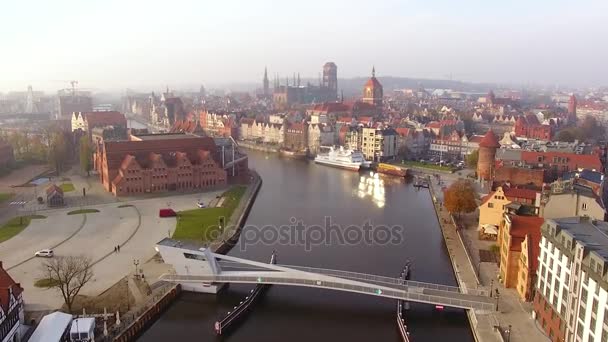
2,0,607,93
0,73,589,96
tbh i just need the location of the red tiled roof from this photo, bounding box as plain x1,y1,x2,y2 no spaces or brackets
364,77,382,89
503,187,538,201
45,184,63,196
395,127,411,137
520,151,602,171
80,111,127,128
479,130,500,148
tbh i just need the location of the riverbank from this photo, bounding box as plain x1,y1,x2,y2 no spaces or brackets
210,170,262,253
427,177,501,342
237,141,280,153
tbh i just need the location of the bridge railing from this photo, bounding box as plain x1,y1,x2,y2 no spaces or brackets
217,262,487,297
159,274,495,311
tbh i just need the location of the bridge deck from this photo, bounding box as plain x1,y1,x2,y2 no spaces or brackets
159,273,495,311
217,261,488,296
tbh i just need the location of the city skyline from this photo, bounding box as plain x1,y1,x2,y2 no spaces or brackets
1,0,607,92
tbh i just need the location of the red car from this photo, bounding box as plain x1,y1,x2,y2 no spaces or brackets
159,208,177,217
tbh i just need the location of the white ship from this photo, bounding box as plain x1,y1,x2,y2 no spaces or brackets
314,146,371,171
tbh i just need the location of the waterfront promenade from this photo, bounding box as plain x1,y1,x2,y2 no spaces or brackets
428,173,549,342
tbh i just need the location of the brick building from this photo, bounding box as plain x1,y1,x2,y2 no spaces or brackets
94,133,231,196
284,122,307,151
514,114,554,140
497,214,543,301
477,130,500,182
71,111,127,134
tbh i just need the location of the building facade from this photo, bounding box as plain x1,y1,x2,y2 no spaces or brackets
534,217,608,342
95,133,231,196
0,261,24,342
361,127,397,161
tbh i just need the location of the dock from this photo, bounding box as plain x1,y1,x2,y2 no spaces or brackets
214,251,277,335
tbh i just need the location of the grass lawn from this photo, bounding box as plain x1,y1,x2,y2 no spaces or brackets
172,186,247,242
67,208,100,215
34,278,60,288
0,193,14,203
401,160,454,172
117,204,134,208
0,215,46,243
60,183,76,192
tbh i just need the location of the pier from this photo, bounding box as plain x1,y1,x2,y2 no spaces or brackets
214,251,277,335
397,262,412,342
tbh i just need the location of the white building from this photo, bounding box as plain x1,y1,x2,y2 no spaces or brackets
534,217,608,342
361,127,398,162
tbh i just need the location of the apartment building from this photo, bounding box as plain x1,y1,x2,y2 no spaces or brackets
534,217,608,342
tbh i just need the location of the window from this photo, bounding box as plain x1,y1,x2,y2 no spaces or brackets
183,253,206,261
582,203,588,211
488,202,494,208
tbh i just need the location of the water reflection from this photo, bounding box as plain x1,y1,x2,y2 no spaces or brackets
356,171,385,208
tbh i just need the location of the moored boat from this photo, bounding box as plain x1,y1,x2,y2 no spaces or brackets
314,146,368,171
278,148,308,159
376,163,408,177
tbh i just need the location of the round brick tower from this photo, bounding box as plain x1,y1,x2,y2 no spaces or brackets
477,130,500,181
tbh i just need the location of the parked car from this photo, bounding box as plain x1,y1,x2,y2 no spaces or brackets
197,201,206,208
159,208,177,217
35,249,54,258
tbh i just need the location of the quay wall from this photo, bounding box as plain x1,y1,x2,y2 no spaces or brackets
112,284,182,342
212,170,263,254
426,176,493,342
237,141,280,153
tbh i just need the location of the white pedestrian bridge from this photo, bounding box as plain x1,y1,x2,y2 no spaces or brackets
156,238,495,312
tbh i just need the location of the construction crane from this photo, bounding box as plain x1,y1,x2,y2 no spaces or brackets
50,80,79,96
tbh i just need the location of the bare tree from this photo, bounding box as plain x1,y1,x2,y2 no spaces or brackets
41,256,94,313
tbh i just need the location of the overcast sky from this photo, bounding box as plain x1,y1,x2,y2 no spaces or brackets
1,0,607,92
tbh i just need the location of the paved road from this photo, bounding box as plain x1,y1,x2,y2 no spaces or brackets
1,190,222,311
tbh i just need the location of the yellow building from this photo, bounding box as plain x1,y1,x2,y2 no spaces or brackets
497,214,543,301
478,186,540,239
479,187,512,230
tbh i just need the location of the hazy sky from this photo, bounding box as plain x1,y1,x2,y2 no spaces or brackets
1,0,607,92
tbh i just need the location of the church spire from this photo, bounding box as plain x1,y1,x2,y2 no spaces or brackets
372,66,376,78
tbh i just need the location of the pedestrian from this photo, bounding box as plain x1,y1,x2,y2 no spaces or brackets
114,246,117,253
118,245,121,252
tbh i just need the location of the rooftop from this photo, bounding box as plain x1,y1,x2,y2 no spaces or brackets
549,217,608,259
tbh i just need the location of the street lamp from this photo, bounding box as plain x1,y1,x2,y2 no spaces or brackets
133,259,140,277
490,279,494,297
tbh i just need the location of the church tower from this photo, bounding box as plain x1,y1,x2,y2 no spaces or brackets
362,67,383,107
568,94,577,124
263,67,270,96
322,62,338,100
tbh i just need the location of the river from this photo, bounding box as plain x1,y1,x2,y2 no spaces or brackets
139,149,473,341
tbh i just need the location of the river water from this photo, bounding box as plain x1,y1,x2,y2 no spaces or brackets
139,150,473,341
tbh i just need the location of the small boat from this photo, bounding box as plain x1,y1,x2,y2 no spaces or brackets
376,163,408,178
314,146,369,171
278,148,308,159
